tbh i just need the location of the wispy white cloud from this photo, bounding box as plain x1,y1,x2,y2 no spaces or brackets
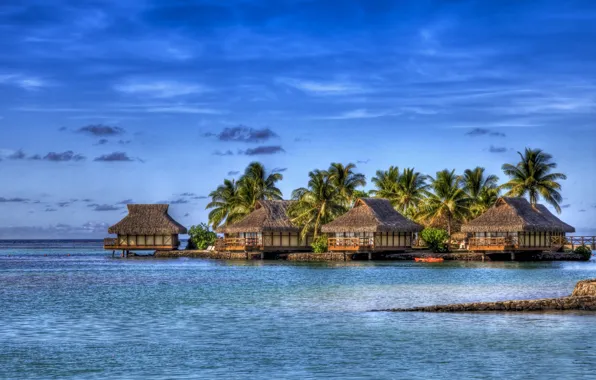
318,109,396,120
449,120,540,129
145,105,224,114
0,74,48,90
14,103,223,115
114,80,208,98
277,78,366,96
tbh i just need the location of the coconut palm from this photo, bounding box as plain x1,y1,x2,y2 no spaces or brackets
394,168,429,217
461,167,499,217
461,167,499,199
473,187,500,217
288,170,347,240
206,179,241,229
370,166,401,204
206,162,284,229
327,162,366,205
371,166,429,217
237,161,284,208
418,169,470,239
352,189,370,200
501,148,566,213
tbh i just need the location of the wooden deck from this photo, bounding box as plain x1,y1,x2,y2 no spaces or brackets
215,238,310,252
327,237,409,252
468,236,596,252
103,238,178,251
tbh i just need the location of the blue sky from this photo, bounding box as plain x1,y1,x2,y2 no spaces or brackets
0,0,595,238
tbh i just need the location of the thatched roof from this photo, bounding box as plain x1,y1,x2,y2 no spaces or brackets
321,198,423,233
217,200,299,234
461,197,575,233
534,204,576,233
108,204,187,235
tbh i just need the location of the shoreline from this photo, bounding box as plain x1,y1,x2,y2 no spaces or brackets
154,249,589,262
378,279,596,312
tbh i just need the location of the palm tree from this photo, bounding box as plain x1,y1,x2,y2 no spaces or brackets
237,162,284,209
206,179,241,229
473,187,500,217
327,162,366,205
418,169,470,239
461,167,499,217
371,166,429,217
352,189,370,200
394,168,429,217
370,166,401,204
206,162,284,229
461,167,499,199
501,148,566,213
288,170,347,240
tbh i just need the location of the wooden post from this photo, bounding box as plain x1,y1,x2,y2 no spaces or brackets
511,252,515,261
482,253,485,262
368,252,372,261
112,250,115,257
343,252,346,262
260,252,264,260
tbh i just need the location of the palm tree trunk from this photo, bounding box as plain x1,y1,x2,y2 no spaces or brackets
447,213,452,252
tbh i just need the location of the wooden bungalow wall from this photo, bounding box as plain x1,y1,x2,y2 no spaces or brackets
231,232,312,248
117,234,178,247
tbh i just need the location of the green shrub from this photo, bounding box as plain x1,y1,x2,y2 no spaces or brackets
574,245,592,261
420,228,450,253
187,223,217,250
311,236,328,253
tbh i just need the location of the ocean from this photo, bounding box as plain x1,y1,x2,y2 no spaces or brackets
1,240,595,379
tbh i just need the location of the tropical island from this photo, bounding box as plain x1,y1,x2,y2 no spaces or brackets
105,147,593,261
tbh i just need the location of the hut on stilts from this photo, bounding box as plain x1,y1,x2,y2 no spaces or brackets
321,198,423,257
104,204,187,256
462,197,575,255
216,200,312,254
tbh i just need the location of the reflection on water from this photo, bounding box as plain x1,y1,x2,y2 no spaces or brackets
0,242,595,379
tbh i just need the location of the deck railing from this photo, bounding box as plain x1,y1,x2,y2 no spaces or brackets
328,237,374,249
103,237,178,249
216,237,263,251
554,236,596,249
468,237,519,247
104,238,117,247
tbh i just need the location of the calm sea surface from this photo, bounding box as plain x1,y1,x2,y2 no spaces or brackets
1,240,596,379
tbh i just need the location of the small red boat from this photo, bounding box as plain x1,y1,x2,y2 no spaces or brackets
414,257,444,263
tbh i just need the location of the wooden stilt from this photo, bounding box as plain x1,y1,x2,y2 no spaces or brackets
368,252,372,261
511,252,516,261
112,250,115,257
260,252,264,260
482,253,485,262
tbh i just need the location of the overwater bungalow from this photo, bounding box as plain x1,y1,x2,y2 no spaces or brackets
216,200,311,252
462,197,575,252
104,204,187,252
321,198,423,253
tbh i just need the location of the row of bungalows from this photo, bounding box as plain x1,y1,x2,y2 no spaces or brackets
463,197,575,252
217,198,422,253
104,197,576,255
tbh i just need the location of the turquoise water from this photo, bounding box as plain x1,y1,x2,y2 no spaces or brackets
1,242,596,379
